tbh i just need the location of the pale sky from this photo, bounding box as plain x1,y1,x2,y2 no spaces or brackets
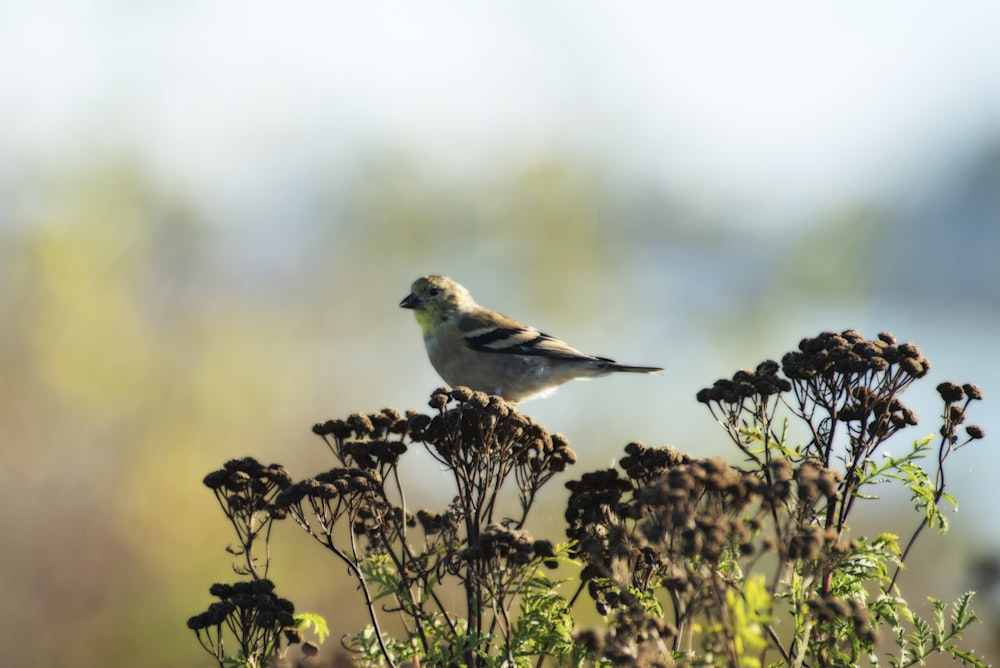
3,1,1000,229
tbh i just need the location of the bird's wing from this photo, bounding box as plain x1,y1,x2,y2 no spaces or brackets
457,309,611,363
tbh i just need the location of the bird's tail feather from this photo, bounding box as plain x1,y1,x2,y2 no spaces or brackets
607,363,664,374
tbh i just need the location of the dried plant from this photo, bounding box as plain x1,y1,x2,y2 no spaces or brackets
273,387,578,667
190,330,988,668
567,330,987,666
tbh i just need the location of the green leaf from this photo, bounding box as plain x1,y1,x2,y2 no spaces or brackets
295,612,330,643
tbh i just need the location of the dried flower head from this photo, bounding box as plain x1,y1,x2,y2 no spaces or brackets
966,424,985,440
963,383,984,401
937,382,965,404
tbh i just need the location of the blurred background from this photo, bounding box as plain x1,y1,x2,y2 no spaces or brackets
2,2,998,666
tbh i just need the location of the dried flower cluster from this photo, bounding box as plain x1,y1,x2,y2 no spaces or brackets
273,467,398,551
936,381,986,444
464,524,557,569
268,388,579,666
695,330,945,546
806,593,876,645
455,523,562,616
202,457,292,577
889,378,986,591
576,605,678,668
567,329,948,665
187,579,297,663
696,359,791,405
202,457,293,500
566,436,854,664
421,387,576,517
415,388,577,655
782,329,928,380
697,330,934,473
312,406,413,473
781,330,929,457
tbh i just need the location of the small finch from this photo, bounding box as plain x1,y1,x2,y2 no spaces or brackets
400,275,663,403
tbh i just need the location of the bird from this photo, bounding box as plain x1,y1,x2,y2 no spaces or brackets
400,275,663,403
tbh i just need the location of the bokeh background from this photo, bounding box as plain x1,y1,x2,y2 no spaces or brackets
2,2,999,666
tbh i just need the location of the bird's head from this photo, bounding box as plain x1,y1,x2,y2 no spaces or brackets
400,275,476,331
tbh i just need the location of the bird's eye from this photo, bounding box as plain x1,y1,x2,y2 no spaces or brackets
428,287,441,297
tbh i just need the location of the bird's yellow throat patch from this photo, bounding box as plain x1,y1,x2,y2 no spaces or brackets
413,309,436,334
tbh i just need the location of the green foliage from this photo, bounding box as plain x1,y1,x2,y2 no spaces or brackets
510,577,580,664
722,575,772,668
349,561,589,668
885,593,985,668
190,329,990,667
295,612,330,644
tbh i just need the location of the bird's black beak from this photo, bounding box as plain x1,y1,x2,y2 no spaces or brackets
399,293,421,309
